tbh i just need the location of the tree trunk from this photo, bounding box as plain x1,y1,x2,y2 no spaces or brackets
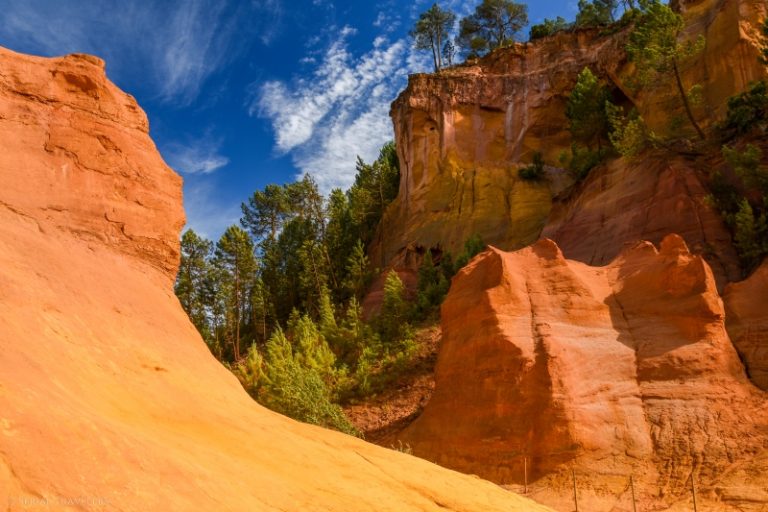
234,259,241,361
430,35,439,73
673,59,705,140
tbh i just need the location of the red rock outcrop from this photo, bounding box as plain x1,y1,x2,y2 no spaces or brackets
724,261,768,391
376,0,766,280
0,46,550,512
399,236,768,511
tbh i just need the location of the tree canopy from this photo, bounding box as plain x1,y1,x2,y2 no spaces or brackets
575,0,616,27
530,16,569,40
457,0,528,58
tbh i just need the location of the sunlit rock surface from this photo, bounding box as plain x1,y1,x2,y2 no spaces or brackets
0,46,551,512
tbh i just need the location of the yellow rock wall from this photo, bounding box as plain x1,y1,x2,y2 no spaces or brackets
378,0,766,274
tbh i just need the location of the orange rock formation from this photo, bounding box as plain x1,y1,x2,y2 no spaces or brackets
374,0,766,281
0,47,551,512
399,236,768,511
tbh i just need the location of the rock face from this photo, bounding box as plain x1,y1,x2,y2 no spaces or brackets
541,153,742,289
377,28,620,266
0,49,183,277
0,47,550,512
376,0,766,277
399,236,768,511
724,261,768,391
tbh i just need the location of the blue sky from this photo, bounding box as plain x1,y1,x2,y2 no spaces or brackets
0,0,578,240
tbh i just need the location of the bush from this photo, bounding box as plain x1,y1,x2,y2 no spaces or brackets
733,199,768,271
722,144,768,195
566,144,607,181
606,102,653,157
240,331,357,435
453,234,486,273
519,152,546,181
567,68,611,149
530,17,570,39
414,250,450,319
721,80,768,136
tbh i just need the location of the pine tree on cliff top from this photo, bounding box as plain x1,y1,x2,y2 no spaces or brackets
457,0,528,58
411,4,456,72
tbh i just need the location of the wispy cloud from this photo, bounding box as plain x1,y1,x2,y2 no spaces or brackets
0,0,282,105
163,135,230,175
252,28,412,191
249,0,482,193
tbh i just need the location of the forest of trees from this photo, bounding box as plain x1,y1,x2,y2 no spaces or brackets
176,142,485,433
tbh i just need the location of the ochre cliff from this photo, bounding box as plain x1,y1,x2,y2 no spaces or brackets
399,236,768,512
541,153,742,288
0,47,551,512
375,0,766,280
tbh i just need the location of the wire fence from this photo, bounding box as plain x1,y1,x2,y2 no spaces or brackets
505,457,704,512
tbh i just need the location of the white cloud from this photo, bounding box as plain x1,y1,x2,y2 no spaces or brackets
163,136,230,175
253,27,413,192
0,0,282,105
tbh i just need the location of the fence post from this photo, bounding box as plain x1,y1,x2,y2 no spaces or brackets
572,469,579,512
630,475,637,512
691,472,698,512
524,457,528,494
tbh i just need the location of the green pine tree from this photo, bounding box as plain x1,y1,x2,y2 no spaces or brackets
410,3,457,72
626,0,706,139
457,0,528,57
176,229,213,341
215,225,258,361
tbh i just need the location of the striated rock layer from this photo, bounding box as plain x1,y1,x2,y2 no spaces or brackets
399,236,768,511
0,47,550,512
375,0,766,277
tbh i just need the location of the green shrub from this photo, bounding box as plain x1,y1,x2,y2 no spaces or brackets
722,144,768,195
453,234,486,273
721,81,768,135
575,0,615,28
414,250,450,319
567,68,611,149
530,17,570,39
566,144,607,181
606,102,653,157
733,199,768,271
519,152,546,181
240,331,357,435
